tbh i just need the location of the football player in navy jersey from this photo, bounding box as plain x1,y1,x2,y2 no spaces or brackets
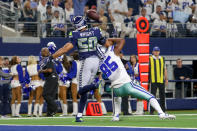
47,16,107,122
45,16,122,122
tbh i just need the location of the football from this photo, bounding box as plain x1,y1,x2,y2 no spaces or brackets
86,9,100,21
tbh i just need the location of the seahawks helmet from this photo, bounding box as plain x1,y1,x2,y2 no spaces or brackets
96,44,107,59
72,16,87,31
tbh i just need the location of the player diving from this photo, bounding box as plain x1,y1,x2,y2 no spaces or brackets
96,38,176,121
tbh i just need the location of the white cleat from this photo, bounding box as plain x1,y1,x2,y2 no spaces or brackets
112,114,120,121
159,113,176,120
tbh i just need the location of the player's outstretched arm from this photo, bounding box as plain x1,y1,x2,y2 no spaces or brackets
105,38,125,55
52,42,74,59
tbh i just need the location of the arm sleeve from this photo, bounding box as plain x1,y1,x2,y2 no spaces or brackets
24,68,30,84
17,64,24,84
66,61,77,80
69,31,76,45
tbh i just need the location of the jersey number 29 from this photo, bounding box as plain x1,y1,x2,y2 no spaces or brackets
100,56,118,78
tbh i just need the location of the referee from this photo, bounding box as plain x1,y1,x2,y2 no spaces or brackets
39,48,58,117
149,46,168,115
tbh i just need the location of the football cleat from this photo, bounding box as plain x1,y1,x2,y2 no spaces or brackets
112,114,120,121
75,116,84,122
159,113,176,120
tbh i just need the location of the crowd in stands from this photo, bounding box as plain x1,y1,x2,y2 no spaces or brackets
3,0,197,37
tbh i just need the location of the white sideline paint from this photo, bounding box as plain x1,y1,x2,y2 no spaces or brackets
0,114,197,120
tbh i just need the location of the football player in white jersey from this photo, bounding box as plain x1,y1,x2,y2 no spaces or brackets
96,38,176,121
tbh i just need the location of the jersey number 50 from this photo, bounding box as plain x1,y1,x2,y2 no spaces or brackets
78,37,97,51
100,56,118,78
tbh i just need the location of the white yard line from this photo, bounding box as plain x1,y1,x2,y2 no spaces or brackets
0,114,197,120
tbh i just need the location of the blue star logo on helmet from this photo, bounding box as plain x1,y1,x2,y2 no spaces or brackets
72,16,87,31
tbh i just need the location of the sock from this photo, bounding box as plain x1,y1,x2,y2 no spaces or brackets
149,98,164,115
138,100,144,113
63,104,67,115
60,100,64,111
72,102,78,115
33,104,39,116
28,104,32,115
114,97,122,116
11,104,16,116
78,93,87,113
15,104,21,116
78,84,97,95
128,101,132,114
39,104,43,116
82,106,86,115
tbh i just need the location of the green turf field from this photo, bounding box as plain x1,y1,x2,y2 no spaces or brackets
0,110,197,129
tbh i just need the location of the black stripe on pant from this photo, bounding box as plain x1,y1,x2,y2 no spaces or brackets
150,83,166,114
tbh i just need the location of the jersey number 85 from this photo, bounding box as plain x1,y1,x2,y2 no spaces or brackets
100,56,118,78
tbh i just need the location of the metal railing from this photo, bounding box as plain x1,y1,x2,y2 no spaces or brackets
1,20,195,38
168,79,197,98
